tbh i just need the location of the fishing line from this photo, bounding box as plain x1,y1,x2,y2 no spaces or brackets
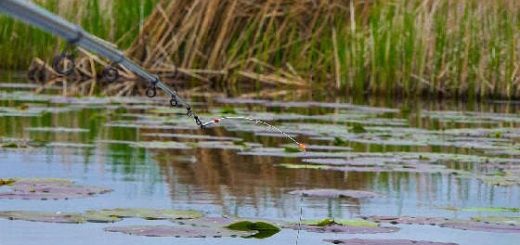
0,0,307,150
202,116,306,151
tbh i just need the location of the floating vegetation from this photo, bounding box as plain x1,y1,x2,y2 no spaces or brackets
440,221,520,233
471,217,520,226
289,189,378,199
0,178,111,200
130,141,191,150
104,225,254,238
46,142,95,148
462,207,520,213
0,211,86,224
351,123,367,134
365,216,520,233
105,217,282,238
142,133,241,142
0,178,16,186
0,209,202,224
324,239,458,245
25,127,89,133
226,221,281,238
301,218,378,228
87,208,203,220
284,218,398,234
281,144,352,152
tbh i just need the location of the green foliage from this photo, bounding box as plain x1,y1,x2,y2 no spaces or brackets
0,0,158,68
226,221,280,239
333,137,348,146
219,106,237,115
301,218,378,227
350,123,367,134
284,145,301,153
0,178,16,186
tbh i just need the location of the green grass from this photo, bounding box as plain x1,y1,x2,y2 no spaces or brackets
0,0,158,69
125,0,520,99
1,0,519,99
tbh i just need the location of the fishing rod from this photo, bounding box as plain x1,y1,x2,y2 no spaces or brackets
0,0,306,151
0,0,203,127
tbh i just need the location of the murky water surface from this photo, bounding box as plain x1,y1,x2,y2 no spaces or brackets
1,73,520,245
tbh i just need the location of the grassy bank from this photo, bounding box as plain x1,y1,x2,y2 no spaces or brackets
129,0,520,99
0,0,157,69
1,0,519,99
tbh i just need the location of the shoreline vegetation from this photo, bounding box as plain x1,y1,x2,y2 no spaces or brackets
1,0,519,99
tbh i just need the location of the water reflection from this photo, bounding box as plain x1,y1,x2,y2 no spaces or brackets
1,78,520,223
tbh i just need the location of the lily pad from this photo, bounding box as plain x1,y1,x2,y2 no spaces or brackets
324,239,458,245
104,225,255,238
172,217,284,238
301,218,378,227
142,133,241,142
364,216,449,226
226,221,281,238
289,189,378,199
440,221,520,233
195,141,248,150
87,208,203,220
131,141,191,150
47,142,95,148
0,178,111,200
365,215,520,233
285,219,398,234
462,207,520,212
0,178,16,186
471,216,520,226
0,211,85,224
25,127,89,133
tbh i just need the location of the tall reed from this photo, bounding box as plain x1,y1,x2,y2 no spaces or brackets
0,0,158,69
129,0,520,99
2,0,519,99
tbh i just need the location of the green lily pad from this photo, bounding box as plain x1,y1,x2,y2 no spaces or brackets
219,106,237,115
226,221,281,238
285,218,398,234
284,146,301,153
0,178,16,186
351,123,367,133
301,218,378,227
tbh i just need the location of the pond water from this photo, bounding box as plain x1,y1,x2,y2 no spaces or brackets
1,73,520,245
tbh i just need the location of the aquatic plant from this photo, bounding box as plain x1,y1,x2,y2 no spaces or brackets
126,0,520,99
0,0,158,69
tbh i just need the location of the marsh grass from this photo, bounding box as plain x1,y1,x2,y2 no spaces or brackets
0,0,158,69
129,0,520,99
1,0,519,99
